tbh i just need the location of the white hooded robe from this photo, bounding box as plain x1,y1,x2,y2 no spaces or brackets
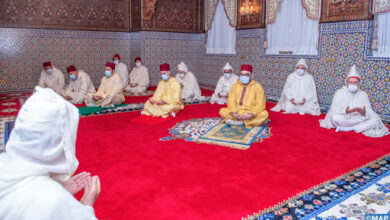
0,87,97,220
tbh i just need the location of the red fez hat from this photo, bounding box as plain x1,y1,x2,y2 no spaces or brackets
113,54,120,60
348,76,360,81
43,62,52,68
106,62,115,70
240,64,253,73
66,65,77,73
160,63,170,71
135,57,142,62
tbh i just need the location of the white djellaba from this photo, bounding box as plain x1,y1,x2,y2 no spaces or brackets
319,65,389,137
210,62,238,105
175,62,204,100
271,59,321,115
0,87,97,220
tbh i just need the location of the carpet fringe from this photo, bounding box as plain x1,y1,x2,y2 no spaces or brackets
195,139,250,150
242,153,390,220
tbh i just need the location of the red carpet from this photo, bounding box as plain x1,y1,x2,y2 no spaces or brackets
128,115,172,125
75,102,390,220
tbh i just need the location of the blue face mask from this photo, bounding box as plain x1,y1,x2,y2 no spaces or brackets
70,74,77,80
105,70,112,77
240,75,250,85
161,74,169,80
46,68,53,75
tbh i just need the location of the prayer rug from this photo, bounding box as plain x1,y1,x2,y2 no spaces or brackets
0,99,21,117
244,154,390,220
79,97,212,117
0,91,31,117
196,120,271,150
78,104,129,116
160,117,272,148
0,116,15,152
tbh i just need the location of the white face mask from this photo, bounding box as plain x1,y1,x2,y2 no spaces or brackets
224,73,231,79
135,62,141,67
296,69,305,76
179,73,185,78
113,60,119,65
161,74,169,80
348,84,359,93
46,68,53,75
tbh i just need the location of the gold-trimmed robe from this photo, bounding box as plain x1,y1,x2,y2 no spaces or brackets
143,77,184,118
220,80,269,128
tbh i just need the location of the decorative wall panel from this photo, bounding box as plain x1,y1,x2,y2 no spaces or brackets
236,0,265,29
0,0,130,31
141,0,204,33
320,0,372,23
130,0,142,31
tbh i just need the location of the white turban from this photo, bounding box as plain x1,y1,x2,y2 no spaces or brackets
222,62,233,71
0,87,79,196
296,59,308,69
346,64,360,82
177,62,188,72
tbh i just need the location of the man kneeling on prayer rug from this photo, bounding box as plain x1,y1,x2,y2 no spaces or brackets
141,63,184,118
219,64,269,128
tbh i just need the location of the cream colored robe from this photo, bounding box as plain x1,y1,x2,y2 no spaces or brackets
124,65,150,94
38,66,65,94
210,74,238,104
320,86,389,137
86,73,125,107
116,62,129,87
271,70,321,115
63,70,96,104
175,72,203,100
220,80,269,128
143,77,184,118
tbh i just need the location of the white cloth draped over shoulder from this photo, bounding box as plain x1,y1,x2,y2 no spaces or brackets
271,59,321,115
38,66,65,94
210,74,238,104
125,65,150,94
0,87,97,220
63,70,96,104
115,62,129,87
175,62,203,100
319,86,389,137
176,72,203,100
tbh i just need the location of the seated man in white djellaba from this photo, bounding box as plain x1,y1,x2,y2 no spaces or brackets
271,59,321,115
320,65,389,137
210,62,238,105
